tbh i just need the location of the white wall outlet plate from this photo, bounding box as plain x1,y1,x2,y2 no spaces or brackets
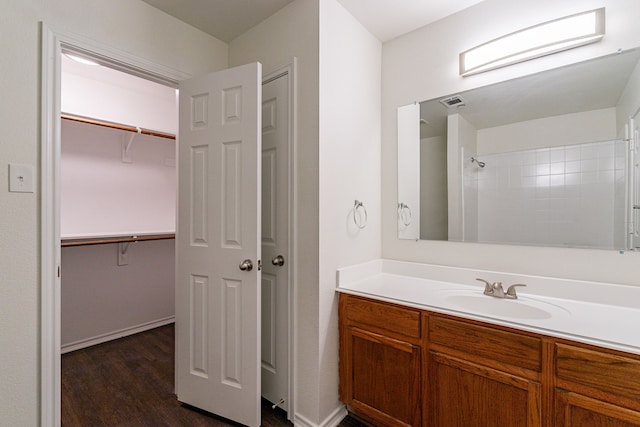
9,163,35,193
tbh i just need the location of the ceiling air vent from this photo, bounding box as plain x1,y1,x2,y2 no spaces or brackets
439,95,466,108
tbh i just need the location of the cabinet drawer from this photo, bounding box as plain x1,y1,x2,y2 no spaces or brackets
343,295,421,339
429,315,542,371
556,343,640,402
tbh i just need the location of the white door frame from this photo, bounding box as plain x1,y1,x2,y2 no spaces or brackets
40,23,297,426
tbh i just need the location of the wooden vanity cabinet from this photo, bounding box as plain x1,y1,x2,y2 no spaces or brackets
427,315,545,427
339,293,640,427
339,294,422,426
554,342,640,427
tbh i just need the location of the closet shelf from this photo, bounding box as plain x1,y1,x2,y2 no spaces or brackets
61,233,175,247
61,113,176,140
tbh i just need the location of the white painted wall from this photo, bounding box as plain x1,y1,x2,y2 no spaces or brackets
462,150,479,242
318,0,381,422
228,1,323,423
0,0,227,424
447,113,477,241
420,136,448,240
62,55,178,135
61,239,174,350
60,116,176,353
614,63,640,248
61,119,176,238
477,108,617,154
616,54,640,136
382,0,640,286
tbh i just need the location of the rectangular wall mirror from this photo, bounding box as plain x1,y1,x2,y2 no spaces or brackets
397,47,640,250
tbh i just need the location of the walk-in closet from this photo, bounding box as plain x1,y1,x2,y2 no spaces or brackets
60,53,178,353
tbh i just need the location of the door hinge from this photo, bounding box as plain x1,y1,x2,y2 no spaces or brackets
57,265,61,278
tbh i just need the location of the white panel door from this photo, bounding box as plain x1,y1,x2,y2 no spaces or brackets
175,62,262,427
261,73,289,411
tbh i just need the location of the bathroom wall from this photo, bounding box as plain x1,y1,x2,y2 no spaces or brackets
447,113,478,241
616,52,640,136
318,0,382,422
465,108,625,250
420,135,448,240
382,0,640,286
477,108,617,155
471,139,625,248
615,62,640,248
0,0,227,424
468,107,622,248
462,151,479,242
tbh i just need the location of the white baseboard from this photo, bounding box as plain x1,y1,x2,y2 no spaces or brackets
293,404,347,427
61,316,175,354
321,405,348,427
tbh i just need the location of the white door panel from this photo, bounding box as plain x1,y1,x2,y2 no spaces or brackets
176,62,262,427
261,73,289,411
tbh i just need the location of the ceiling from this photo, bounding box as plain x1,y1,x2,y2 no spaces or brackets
337,0,485,42
419,48,640,139
141,0,485,43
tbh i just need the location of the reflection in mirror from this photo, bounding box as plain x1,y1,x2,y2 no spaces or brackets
397,103,420,240
397,48,640,250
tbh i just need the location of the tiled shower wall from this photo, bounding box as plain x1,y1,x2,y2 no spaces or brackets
464,139,626,249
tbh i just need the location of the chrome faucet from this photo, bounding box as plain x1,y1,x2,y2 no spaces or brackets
476,279,526,299
477,278,496,295
506,284,527,299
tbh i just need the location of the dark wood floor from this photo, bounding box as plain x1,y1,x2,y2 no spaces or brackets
62,324,366,427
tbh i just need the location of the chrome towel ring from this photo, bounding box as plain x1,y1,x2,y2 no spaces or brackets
353,200,368,229
397,202,412,226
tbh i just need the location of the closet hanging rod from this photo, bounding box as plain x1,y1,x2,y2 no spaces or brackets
61,113,176,140
61,233,175,247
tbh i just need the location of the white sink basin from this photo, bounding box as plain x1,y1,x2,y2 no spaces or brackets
440,291,570,320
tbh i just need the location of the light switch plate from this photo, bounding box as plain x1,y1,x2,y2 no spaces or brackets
9,163,35,193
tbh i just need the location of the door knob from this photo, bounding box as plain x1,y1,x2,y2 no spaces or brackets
239,259,253,271
271,255,285,266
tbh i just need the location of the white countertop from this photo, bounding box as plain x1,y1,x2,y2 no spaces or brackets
336,259,640,355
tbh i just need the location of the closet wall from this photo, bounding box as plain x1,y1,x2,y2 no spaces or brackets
60,56,178,352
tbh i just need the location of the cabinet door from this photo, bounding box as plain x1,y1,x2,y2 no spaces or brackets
555,343,640,411
344,327,421,427
428,351,541,427
555,390,640,427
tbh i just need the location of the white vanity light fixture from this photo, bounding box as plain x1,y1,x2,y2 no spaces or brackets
460,8,605,76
